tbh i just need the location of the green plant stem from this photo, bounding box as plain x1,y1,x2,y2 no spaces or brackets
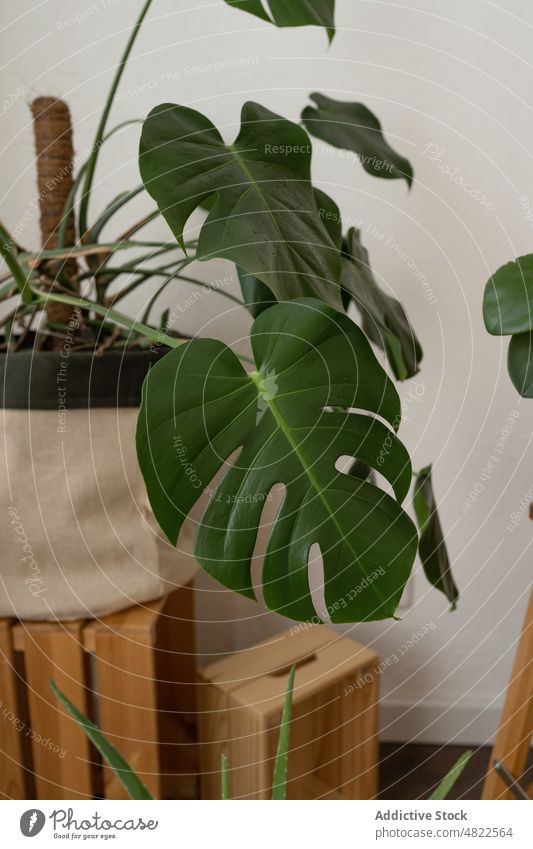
25,240,175,267
271,665,295,800
140,271,180,324
57,120,143,250
0,278,17,300
30,285,184,349
78,0,155,238
115,208,160,242
176,274,243,306
429,751,472,800
87,185,145,243
109,268,243,313
221,754,230,800
0,221,32,303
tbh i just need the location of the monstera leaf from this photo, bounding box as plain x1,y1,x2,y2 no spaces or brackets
483,254,533,397
413,466,458,608
224,0,335,42
237,267,277,318
302,94,414,187
139,101,342,309
342,228,422,380
137,298,418,623
236,188,342,319
483,253,533,335
507,332,533,397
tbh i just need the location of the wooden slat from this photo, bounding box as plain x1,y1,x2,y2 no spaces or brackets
483,590,533,800
85,611,161,800
84,583,197,800
198,681,269,799
155,583,198,800
0,621,26,799
340,672,379,799
15,621,93,799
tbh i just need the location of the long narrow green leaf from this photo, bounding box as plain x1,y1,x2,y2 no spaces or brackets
429,751,472,800
25,240,174,265
272,665,295,800
50,680,153,800
30,286,183,349
0,278,17,300
87,185,145,243
79,0,155,237
221,753,230,800
0,222,33,303
57,120,143,249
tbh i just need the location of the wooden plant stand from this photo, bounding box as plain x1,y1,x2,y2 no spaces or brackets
0,583,197,800
198,625,379,800
482,588,533,800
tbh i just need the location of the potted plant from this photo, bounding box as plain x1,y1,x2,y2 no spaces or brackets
1,0,457,625
0,2,212,620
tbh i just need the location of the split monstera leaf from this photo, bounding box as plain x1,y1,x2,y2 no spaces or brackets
137,299,417,622
139,101,343,309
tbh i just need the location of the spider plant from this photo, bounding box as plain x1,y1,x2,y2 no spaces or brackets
0,0,240,354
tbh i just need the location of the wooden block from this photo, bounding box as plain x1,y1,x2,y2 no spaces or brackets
14,621,93,799
0,621,26,799
483,590,533,800
198,625,379,800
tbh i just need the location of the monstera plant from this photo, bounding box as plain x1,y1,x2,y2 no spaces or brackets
0,0,457,623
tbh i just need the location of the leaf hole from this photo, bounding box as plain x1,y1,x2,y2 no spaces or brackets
308,542,328,621
250,483,285,605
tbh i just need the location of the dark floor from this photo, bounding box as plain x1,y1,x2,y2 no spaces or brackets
379,744,533,800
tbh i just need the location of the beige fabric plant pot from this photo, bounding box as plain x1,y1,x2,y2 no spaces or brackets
0,348,198,621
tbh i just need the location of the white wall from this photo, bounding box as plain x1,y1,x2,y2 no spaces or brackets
2,0,533,745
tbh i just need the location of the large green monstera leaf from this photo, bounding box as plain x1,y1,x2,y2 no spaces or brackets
341,228,422,380
483,253,533,397
139,101,342,309
137,298,418,623
224,0,335,42
302,94,414,187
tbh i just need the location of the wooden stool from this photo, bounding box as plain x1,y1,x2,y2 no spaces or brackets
0,582,197,800
482,588,533,800
198,625,379,800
